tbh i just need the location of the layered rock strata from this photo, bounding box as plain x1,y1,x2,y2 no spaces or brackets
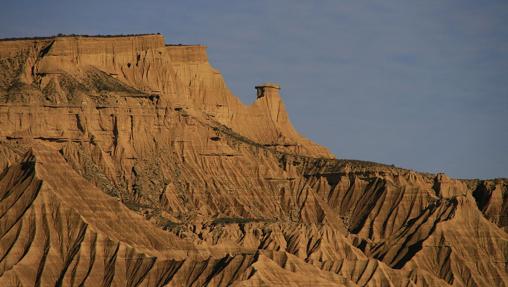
0,34,506,286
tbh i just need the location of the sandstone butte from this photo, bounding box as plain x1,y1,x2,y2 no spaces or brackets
0,33,506,287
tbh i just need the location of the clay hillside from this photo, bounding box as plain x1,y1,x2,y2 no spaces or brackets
0,34,506,286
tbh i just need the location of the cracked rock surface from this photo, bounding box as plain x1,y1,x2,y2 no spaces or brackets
0,34,506,286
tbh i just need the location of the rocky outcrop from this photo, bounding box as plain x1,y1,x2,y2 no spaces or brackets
0,34,331,157
0,34,506,286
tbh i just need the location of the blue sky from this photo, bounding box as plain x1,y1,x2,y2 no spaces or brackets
1,0,507,179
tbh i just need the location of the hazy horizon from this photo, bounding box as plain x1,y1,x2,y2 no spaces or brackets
1,0,507,179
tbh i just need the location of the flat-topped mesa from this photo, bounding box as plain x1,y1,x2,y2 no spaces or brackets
48,34,164,55
255,82,281,98
165,44,208,63
37,34,164,69
0,33,333,158
0,34,165,58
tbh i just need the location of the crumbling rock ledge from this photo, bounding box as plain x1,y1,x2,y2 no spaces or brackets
0,34,506,286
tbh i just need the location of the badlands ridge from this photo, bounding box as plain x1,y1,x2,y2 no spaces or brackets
0,34,506,286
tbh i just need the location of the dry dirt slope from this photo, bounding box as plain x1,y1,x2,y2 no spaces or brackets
0,34,506,286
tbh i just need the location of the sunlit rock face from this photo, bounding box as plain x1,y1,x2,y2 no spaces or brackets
0,34,506,287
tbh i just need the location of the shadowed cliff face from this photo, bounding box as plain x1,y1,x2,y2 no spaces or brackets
0,34,506,286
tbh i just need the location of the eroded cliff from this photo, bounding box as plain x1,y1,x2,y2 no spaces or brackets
0,34,506,286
